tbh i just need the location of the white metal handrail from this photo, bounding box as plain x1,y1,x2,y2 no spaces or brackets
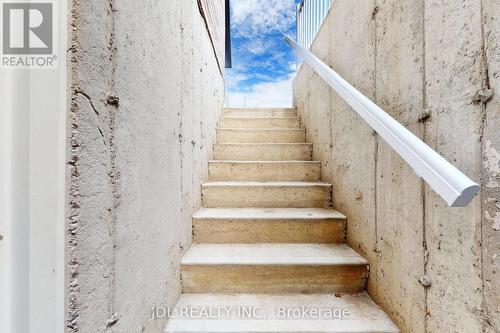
284,35,480,207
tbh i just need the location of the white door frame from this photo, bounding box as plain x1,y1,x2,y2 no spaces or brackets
0,1,67,332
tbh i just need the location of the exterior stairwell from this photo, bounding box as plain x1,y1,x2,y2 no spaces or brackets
166,108,399,333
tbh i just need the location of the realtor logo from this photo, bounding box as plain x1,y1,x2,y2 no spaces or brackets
1,1,57,69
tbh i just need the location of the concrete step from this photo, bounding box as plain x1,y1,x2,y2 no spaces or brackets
165,293,400,333
181,244,369,294
220,117,301,129
213,143,313,161
208,161,321,181
222,108,297,118
192,207,346,243
202,181,332,208
218,128,306,144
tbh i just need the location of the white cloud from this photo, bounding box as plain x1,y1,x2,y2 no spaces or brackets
231,0,296,37
225,69,276,91
246,39,267,55
225,74,295,108
225,72,248,88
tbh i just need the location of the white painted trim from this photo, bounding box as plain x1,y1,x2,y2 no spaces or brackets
0,65,14,333
0,65,31,333
285,36,480,207
0,0,67,332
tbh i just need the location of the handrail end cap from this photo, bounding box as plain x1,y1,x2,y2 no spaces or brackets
449,184,480,207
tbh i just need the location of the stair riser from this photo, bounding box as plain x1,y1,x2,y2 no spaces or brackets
182,264,368,294
202,186,332,208
193,219,346,243
208,162,321,181
222,110,297,117
220,118,301,129
218,130,305,144
214,145,312,161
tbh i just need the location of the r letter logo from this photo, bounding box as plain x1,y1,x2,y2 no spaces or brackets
1,1,57,69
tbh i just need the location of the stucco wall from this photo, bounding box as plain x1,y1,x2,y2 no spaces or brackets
293,1,499,332
66,0,224,332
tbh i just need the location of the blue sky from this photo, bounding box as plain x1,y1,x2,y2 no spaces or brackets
225,0,300,108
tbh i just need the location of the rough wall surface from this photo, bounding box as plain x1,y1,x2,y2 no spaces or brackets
66,0,224,332
293,0,499,332
482,1,500,331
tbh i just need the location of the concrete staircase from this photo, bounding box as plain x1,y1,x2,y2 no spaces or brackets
166,108,399,333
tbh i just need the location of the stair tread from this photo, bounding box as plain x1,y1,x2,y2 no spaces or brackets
224,108,296,111
216,143,312,146
219,128,305,131
202,181,332,187
209,160,320,164
222,109,298,118
166,292,399,333
222,116,300,119
193,207,346,220
181,244,367,266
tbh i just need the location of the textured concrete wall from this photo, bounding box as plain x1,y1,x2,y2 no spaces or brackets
482,1,500,331
66,0,224,332
293,1,499,332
